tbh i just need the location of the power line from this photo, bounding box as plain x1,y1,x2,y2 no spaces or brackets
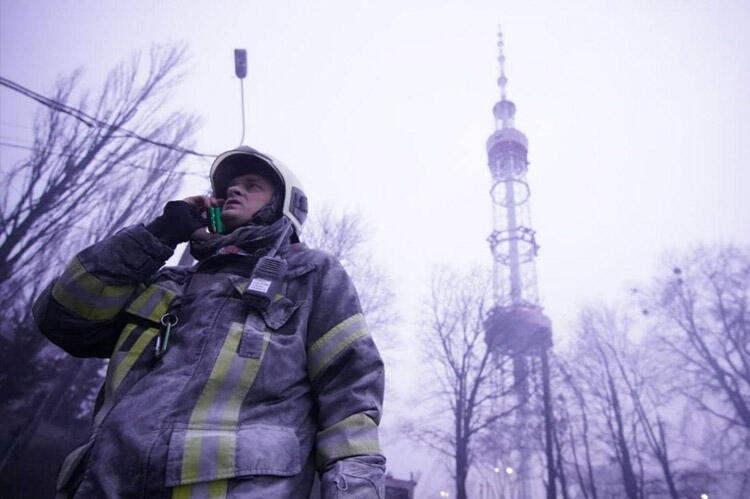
0,121,34,131
0,140,208,179
0,75,217,159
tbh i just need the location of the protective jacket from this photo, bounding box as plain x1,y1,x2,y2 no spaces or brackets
33,221,386,498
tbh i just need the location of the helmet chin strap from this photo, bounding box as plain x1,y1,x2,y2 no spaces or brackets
266,220,293,258
247,192,282,227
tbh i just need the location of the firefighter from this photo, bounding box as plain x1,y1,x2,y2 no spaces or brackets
33,146,386,498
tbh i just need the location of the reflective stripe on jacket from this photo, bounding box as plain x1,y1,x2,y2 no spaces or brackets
33,224,386,498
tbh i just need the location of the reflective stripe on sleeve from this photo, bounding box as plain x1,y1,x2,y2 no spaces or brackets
315,413,382,468
307,313,368,381
51,256,135,321
125,283,177,322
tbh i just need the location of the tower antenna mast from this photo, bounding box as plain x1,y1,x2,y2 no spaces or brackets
483,27,555,499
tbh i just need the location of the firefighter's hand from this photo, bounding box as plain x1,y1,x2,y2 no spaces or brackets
182,196,224,240
146,200,207,248
182,195,222,211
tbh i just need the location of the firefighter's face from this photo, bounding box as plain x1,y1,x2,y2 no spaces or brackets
221,173,275,231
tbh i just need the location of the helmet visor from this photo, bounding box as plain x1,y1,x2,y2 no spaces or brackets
212,152,283,199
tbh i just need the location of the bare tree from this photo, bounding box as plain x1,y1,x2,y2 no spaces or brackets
407,266,519,499
555,357,599,499
558,303,719,499
641,245,750,496
561,307,644,499
550,383,572,499
304,204,397,345
0,44,199,493
609,339,681,499
0,44,198,325
646,245,750,433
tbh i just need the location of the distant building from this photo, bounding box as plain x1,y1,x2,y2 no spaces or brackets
386,473,418,499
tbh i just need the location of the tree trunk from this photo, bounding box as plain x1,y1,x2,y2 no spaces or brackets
456,437,469,499
542,349,557,499
609,376,640,499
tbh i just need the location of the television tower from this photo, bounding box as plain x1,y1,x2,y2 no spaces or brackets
483,29,555,499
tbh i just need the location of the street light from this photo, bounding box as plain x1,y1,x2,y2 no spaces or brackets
505,466,514,475
439,490,450,497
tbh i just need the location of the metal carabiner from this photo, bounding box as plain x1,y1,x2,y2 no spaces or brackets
155,313,178,358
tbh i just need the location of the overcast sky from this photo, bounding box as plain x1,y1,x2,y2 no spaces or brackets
2,0,749,495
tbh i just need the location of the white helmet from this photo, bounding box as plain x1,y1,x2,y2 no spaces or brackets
210,146,308,236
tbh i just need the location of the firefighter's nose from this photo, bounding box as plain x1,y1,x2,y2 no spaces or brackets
226,185,243,198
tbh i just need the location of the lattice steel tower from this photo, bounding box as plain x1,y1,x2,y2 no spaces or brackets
483,29,555,499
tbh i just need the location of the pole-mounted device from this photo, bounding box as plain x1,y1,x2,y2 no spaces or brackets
234,48,248,145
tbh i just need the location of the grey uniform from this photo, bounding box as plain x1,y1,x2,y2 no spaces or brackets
33,222,385,498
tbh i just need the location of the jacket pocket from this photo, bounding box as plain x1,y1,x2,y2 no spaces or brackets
256,262,314,330
323,456,386,499
229,275,304,332
164,424,302,486
237,313,267,358
261,295,303,330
